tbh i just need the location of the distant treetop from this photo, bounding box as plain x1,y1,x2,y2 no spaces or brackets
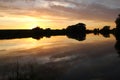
76,23,86,26
66,23,86,33
32,26,43,30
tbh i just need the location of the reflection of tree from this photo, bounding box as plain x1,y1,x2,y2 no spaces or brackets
115,41,120,56
66,33,86,41
113,29,120,57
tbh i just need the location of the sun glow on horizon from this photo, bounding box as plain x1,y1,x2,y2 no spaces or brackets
0,15,56,29
0,14,115,30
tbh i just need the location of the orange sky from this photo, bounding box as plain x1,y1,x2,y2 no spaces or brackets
0,0,119,29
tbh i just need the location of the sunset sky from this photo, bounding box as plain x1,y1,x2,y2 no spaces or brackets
0,0,119,29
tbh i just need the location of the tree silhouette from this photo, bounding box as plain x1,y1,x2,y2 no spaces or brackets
115,14,120,28
66,23,86,33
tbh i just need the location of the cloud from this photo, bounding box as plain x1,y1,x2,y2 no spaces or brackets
51,3,119,22
0,0,119,22
0,15,4,17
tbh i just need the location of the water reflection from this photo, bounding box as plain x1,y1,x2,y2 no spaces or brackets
113,29,120,57
100,31,120,57
0,30,118,54
0,31,120,80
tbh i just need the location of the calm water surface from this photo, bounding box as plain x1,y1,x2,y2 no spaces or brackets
0,34,120,80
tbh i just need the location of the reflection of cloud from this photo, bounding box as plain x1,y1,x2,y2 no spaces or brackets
0,0,119,22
